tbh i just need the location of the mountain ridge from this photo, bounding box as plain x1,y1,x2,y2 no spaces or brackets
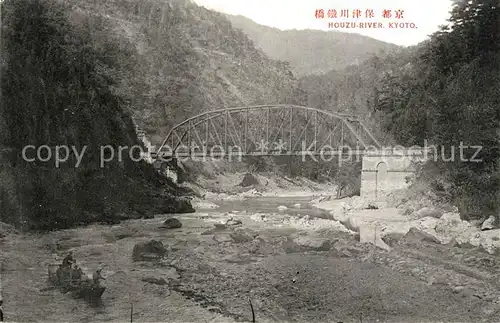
226,13,403,76
66,0,306,144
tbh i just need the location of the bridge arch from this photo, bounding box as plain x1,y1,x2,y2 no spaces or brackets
154,104,381,159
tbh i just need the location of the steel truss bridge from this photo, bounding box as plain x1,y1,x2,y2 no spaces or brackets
151,105,382,160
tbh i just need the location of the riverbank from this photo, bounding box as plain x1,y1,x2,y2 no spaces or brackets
311,191,500,255
2,193,500,322
183,171,338,200
184,169,500,255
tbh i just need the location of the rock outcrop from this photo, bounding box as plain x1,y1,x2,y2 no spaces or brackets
239,173,259,187
411,207,443,219
468,229,500,254
230,228,258,243
132,240,167,261
161,218,182,229
315,196,500,254
291,234,334,251
481,216,496,231
226,217,243,227
401,227,441,244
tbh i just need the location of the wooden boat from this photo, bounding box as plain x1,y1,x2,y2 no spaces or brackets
47,263,105,304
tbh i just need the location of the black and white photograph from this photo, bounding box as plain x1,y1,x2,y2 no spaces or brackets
0,0,499,321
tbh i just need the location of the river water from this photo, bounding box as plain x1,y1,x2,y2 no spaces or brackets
3,195,332,322
204,196,333,219
2,195,493,322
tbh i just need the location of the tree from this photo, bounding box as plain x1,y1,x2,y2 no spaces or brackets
374,0,500,217
0,0,188,230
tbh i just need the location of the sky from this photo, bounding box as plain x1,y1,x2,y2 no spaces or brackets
192,0,454,46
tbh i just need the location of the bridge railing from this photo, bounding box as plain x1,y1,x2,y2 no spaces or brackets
152,105,384,160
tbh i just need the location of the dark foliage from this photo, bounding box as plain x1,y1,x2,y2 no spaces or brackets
374,0,500,217
0,0,192,231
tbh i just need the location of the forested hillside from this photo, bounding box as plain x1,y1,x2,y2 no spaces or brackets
226,14,402,76
0,0,194,230
69,0,305,144
299,0,499,218
299,46,417,144
372,1,498,217
0,0,308,230
374,0,499,217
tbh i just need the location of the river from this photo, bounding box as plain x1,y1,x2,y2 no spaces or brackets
203,196,332,218
1,195,497,322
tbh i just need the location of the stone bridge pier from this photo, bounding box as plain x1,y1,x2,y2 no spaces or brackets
360,148,431,199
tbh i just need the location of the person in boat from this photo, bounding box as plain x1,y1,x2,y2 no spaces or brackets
62,251,74,267
92,269,105,286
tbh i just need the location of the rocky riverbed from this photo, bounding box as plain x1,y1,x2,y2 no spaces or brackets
2,192,500,322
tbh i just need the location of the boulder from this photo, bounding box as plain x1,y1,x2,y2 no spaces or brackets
413,216,446,244
239,173,259,187
293,203,302,208
200,229,214,235
313,240,334,251
440,212,462,225
226,217,243,227
292,235,333,251
412,207,442,219
402,227,441,244
132,240,167,261
277,205,288,211
435,212,478,244
339,216,360,233
230,228,258,243
161,217,182,229
418,217,440,232
213,234,233,243
154,197,195,214
468,229,500,254
481,216,496,231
